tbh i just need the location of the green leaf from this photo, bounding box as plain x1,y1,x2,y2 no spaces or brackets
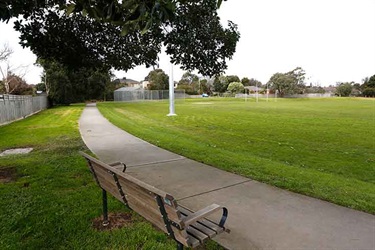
140,20,152,35
66,4,75,15
121,25,130,36
217,0,223,8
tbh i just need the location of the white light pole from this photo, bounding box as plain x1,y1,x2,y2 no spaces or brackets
167,63,176,116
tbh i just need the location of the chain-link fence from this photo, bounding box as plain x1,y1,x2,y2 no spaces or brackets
114,89,186,102
0,94,48,125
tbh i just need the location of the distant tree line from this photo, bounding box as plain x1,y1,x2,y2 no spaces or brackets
146,68,375,98
335,76,375,97
268,68,374,98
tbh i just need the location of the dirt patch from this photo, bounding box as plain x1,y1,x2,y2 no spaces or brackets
92,212,133,231
0,167,17,183
0,148,33,157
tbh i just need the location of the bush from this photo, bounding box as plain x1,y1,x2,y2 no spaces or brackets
362,87,375,97
335,82,353,97
227,82,244,93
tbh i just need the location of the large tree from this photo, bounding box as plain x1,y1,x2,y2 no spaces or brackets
335,82,353,97
14,11,162,72
1,0,240,77
179,72,199,85
226,75,240,84
248,78,262,87
1,1,226,33
361,75,375,97
145,69,169,90
268,67,306,97
38,59,112,104
177,71,200,94
0,73,33,95
0,44,29,94
213,75,229,93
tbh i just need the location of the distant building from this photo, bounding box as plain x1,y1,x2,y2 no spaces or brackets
142,81,151,89
116,77,142,88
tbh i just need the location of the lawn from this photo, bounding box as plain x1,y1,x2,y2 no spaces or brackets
97,98,375,214
1,105,225,249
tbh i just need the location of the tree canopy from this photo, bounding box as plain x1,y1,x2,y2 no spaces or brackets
176,71,200,94
227,81,244,93
213,75,229,93
226,75,240,84
361,75,375,97
37,59,111,105
1,0,240,77
145,69,169,90
268,67,306,97
335,82,353,97
1,1,225,34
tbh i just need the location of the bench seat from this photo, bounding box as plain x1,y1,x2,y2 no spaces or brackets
80,152,229,249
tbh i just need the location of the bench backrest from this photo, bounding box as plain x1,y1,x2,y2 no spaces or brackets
80,152,192,246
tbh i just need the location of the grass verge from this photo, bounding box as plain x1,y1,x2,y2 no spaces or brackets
0,105,221,249
97,98,375,214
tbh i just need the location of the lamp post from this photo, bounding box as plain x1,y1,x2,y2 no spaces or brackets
167,63,176,116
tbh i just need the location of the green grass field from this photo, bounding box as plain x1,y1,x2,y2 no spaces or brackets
97,98,375,214
1,105,225,249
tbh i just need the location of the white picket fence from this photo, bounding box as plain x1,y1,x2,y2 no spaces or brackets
0,94,48,125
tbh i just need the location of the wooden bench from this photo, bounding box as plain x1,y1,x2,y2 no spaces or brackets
80,152,229,249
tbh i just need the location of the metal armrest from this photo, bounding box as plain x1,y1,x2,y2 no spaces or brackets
108,162,127,172
182,204,228,228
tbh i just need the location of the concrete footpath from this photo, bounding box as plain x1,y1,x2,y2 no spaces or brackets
79,104,374,250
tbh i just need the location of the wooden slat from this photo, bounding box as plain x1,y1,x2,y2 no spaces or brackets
117,178,182,223
91,163,182,227
179,213,217,238
91,169,119,192
186,226,209,243
183,204,221,226
186,236,201,248
80,152,174,200
91,168,123,199
178,206,224,234
124,194,194,247
86,156,182,225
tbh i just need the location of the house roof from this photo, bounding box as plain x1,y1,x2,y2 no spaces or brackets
118,78,140,84
114,86,142,92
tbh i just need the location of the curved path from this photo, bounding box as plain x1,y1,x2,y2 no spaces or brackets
79,104,374,250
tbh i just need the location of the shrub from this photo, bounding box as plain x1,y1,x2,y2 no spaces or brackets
227,82,244,93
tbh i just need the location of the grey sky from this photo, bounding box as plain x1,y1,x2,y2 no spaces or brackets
1,0,374,86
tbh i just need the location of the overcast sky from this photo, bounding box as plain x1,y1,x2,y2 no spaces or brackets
1,0,374,86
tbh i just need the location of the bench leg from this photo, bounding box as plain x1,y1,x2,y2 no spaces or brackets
102,189,109,226
176,242,183,250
